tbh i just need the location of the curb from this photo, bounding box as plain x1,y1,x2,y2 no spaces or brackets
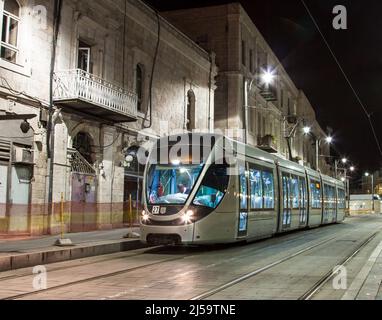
0,240,147,272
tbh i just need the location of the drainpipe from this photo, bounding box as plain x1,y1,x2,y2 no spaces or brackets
47,0,62,234
208,52,215,133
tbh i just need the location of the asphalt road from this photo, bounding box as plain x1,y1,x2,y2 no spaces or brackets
0,214,381,300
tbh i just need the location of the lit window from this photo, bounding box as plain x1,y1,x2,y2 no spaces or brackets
1,0,20,64
310,180,322,209
250,168,263,209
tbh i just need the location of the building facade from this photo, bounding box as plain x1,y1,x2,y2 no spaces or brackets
162,3,332,172
0,0,216,236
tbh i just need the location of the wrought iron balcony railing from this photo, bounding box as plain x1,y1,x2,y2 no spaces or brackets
53,69,138,122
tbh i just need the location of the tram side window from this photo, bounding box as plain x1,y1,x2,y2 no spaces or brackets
193,164,229,209
282,174,290,209
249,168,263,209
239,165,248,210
290,176,300,209
299,177,307,209
324,185,330,211
310,180,322,209
249,166,275,210
338,189,346,209
263,171,275,209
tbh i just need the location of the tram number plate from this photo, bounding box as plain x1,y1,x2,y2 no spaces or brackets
152,206,167,215
152,206,160,214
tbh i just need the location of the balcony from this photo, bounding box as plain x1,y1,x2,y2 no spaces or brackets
259,86,278,102
53,69,138,123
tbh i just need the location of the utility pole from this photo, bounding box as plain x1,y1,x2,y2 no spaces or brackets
316,139,320,171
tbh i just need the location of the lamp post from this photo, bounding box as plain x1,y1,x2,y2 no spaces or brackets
303,129,333,171
244,69,275,145
365,172,375,212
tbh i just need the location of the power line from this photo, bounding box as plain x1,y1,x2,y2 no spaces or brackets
301,0,382,159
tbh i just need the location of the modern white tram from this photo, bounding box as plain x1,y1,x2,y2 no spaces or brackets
140,134,346,245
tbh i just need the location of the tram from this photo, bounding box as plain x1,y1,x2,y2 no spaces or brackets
140,134,346,245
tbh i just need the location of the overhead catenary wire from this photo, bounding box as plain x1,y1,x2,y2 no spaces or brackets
301,0,382,159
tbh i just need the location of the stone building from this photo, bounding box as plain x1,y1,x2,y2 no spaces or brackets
162,3,332,172
0,0,216,236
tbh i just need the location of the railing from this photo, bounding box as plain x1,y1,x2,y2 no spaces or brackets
53,69,138,119
68,148,96,175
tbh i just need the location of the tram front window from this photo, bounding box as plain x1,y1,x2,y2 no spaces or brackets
193,164,229,209
147,164,204,205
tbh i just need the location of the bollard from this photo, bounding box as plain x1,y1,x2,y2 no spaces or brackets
124,193,140,239
55,192,74,247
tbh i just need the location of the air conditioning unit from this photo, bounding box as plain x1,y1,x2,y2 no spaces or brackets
257,135,278,154
13,147,34,165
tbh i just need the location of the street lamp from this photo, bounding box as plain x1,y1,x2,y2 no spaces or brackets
243,68,276,144
365,172,375,212
303,126,311,135
261,69,275,86
303,129,332,171
342,158,348,164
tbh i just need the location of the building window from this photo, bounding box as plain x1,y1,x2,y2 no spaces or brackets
1,0,20,64
186,90,196,131
136,64,144,113
280,89,284,108
242,40,246,66
249,49,254,73
77,41,91,73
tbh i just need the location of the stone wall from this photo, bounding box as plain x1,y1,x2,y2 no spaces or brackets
0,0,216,235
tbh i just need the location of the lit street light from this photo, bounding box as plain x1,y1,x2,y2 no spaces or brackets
261,70,275,86
326,136,333,144
303,127,311,135
342,158,348,164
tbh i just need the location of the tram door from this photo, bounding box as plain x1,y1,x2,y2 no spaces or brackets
238,163,249,238
282,173,292,229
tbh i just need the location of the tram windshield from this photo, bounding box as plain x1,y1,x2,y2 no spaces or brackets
147,164,204,205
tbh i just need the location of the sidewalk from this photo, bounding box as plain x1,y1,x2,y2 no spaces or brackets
0,227,146,272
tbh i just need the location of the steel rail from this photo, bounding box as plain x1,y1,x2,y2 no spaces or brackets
299,231,379,300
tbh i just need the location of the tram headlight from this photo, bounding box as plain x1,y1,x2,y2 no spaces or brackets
182,210,194,224
142,210,149,222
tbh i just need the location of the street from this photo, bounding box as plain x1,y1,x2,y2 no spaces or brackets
0,215,381,300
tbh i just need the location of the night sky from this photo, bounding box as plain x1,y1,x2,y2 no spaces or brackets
145,0,382,184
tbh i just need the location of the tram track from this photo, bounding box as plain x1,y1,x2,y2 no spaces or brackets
190,236,337,300
298,231,379,300
2,218,378,300
0,223,335,284
191,228,381,301
1,225,342,300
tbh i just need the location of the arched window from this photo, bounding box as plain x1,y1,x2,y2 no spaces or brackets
136,64,144,112
1,0,20,63
186,90,196,131
73,132,94,165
